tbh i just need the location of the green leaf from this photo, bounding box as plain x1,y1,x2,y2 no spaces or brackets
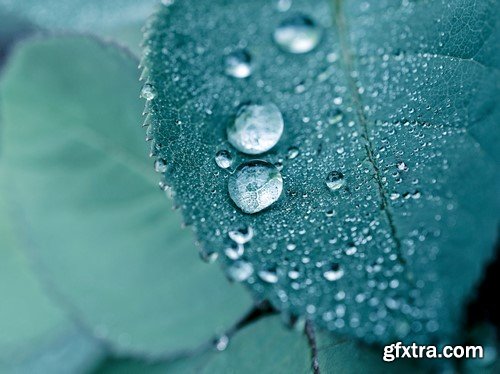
0,1,157,55
142,0,500,345
0,36,252,356
0,191,104,373
0,0,156,32
98,317,422,373
98,317,311,373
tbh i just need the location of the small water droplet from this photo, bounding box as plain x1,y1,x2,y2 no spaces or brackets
323,263,344,281
258,267,279,283
287,146,299,159
224,49,253,78
224,243,245,260
228,160,283,214
328,109,343,124
397,161,408,171
215,150,233,169
214,335,229,351
228,225,254,244
288,268,300,279
199,249,218,263
141,83,156,101
227,261,254,282
227,103,284,155
276,0,292,12
345,244,357,256
273,14,322,54
325,171,345,191
154,159,167,173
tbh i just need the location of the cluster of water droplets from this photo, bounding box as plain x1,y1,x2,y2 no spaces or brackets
138,0,470,348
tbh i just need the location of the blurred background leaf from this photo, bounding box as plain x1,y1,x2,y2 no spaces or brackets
0,35,252,358
0,192,104,373
0,0,158,55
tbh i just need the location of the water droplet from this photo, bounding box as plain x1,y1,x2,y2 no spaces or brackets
215,150,233,169
273,15,322,54
224,243,245,260
288,268,300,279
328,109,343,125
227,103,284,155
258,267,279,283
323,263,344,281
154,159,167,173
276,0,292,12
228,225,254,244
287,146,299,159
199,249,218,263
345,244,357,256
325,171,345,191
224,49,253,78
227,261,254,282
397,161,408,171
228,160,283,214
140,83,156,101
214,335,229,351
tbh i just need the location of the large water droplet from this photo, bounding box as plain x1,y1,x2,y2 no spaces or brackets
227,103,284,155
325,171,345,191
224,50,253,78
273,15,322,54
228,160,283,214
215,150,233,169
227,261,254,282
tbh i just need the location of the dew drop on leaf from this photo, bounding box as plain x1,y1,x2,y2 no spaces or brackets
287,146,299,160
228,160,283,214
323,263,344,282
140,83,156,101
214,335,229,351
258,267,279,284
227,260,254,282
228,225,254,244
227,103,284,155
154,158,167,173
325,170,345,191
215,150,233,169
273,14,322,54
224,243,245,260
224,49,253,78
199,248,219,264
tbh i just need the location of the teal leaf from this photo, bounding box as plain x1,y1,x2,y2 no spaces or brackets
142,0,500,345
0,36,252,356
0,192,104,373
0,1,157,55
97,317,421,373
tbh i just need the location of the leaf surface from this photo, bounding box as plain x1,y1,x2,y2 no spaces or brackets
0,36,252,356
98,317,421,373
0,191,104,373
142,0,500,344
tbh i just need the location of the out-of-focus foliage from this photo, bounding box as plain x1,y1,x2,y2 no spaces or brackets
0,36,251,358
